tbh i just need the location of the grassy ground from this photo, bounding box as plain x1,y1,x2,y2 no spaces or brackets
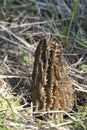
0,0,87,130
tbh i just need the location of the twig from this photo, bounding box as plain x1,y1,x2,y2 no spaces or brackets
0,25,35,51
0,74,30,79
0,35,34,52
33,110,77,121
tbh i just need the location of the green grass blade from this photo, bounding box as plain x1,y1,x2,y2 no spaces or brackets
67,0,80,45
0,94,16,121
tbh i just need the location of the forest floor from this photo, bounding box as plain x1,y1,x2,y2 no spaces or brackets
0,1,87,130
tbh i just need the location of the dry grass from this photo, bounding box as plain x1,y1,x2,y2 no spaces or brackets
0,0,87,130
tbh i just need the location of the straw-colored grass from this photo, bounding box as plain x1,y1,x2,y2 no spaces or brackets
0,0,87,130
